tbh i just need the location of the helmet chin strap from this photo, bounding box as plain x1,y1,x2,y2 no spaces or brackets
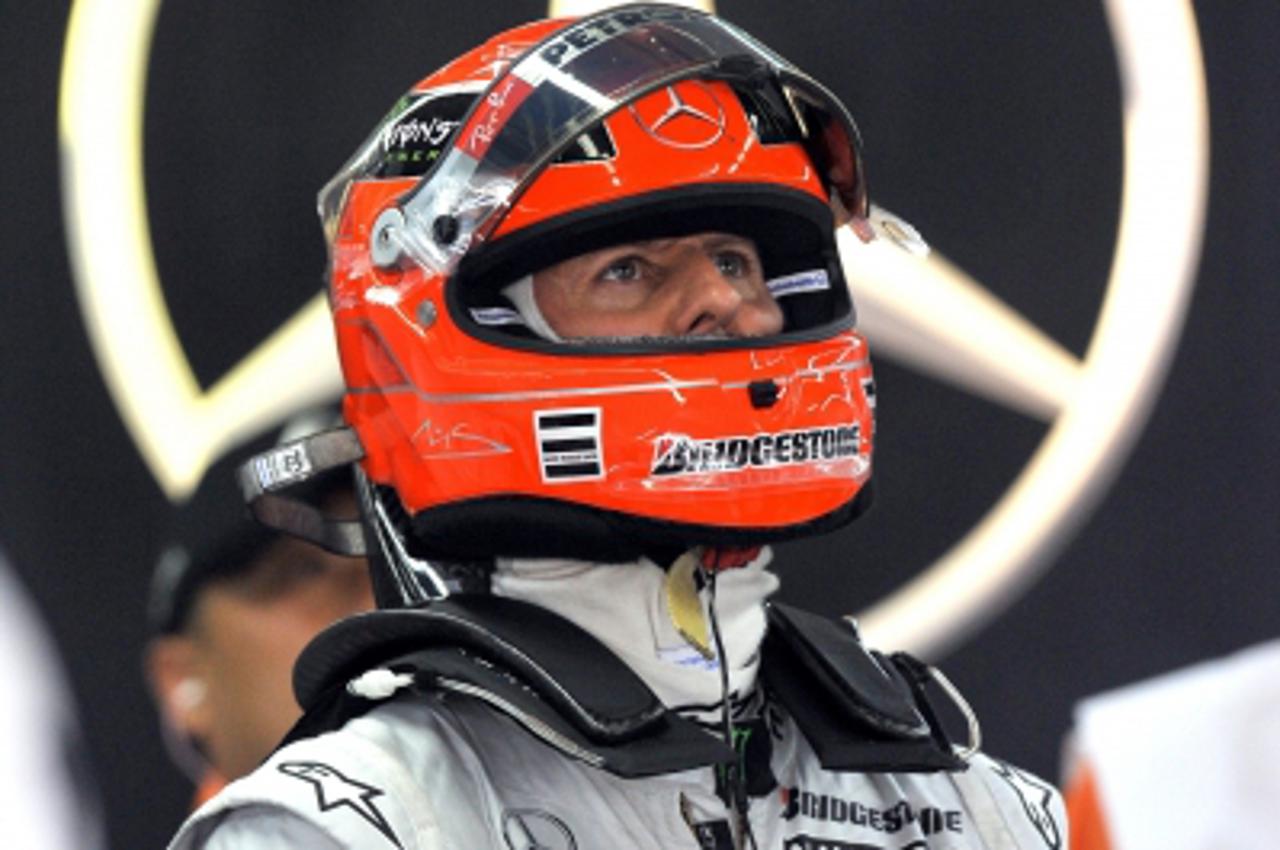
353,469,497,607
502,275,562,341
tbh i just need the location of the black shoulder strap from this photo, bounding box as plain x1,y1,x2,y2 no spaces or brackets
761,602,968,773
280,595,734,778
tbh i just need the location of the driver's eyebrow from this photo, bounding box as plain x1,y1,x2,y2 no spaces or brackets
697,233,757,252
629,237,677,254
582,238,673,263
648,234,755,257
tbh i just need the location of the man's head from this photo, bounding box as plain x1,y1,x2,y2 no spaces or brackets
145,417,374,782
316,5,878,603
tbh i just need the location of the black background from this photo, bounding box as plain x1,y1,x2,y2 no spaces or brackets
2,3,1276,848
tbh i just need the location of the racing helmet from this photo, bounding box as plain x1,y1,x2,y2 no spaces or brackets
312,4,879,602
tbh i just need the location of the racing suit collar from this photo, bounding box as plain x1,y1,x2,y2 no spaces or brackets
490,547,777,721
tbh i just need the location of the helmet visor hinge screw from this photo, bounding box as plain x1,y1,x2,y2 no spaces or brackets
432,214,460,245
416,300,437,329
370,207,406,268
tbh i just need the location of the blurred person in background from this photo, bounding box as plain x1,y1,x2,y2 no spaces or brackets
145,409,374,807
1062,640,1280,850
0,546,104,849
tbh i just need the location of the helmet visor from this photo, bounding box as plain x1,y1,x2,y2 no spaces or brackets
342,4,865,280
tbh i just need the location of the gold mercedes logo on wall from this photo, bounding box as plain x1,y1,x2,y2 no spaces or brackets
58,0,1207,658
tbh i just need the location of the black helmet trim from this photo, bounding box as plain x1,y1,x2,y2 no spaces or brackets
448,183,854,356
393,483,874,566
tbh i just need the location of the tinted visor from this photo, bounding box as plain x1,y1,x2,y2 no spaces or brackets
329,4,865,281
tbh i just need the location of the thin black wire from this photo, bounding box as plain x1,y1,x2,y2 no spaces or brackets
706,562,759,850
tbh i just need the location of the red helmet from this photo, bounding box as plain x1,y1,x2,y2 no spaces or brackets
318,4,877,594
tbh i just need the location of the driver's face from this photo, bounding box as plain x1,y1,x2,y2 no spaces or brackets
531,232,783,340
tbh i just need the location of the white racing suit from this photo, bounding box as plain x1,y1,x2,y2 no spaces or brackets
169,554,1065,850
171,691,1064,850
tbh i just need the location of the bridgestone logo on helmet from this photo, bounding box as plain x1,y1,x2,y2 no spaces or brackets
651,424,860,477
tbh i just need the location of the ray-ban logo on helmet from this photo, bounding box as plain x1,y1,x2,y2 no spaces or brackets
630,83,726,149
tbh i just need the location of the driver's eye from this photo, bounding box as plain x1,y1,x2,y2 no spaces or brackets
715,250,750,278
600,257,643,282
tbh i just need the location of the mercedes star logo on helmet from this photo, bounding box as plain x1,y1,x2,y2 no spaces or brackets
630,82,726,149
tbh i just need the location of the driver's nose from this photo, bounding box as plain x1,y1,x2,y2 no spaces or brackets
669,255,782,339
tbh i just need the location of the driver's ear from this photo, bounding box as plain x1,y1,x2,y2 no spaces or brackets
145,636,211,741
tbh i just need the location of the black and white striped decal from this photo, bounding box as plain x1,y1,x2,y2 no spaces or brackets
535,408,603,482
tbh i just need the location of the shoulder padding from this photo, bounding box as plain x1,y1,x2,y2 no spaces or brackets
287,595,735,778
762,603,967,773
